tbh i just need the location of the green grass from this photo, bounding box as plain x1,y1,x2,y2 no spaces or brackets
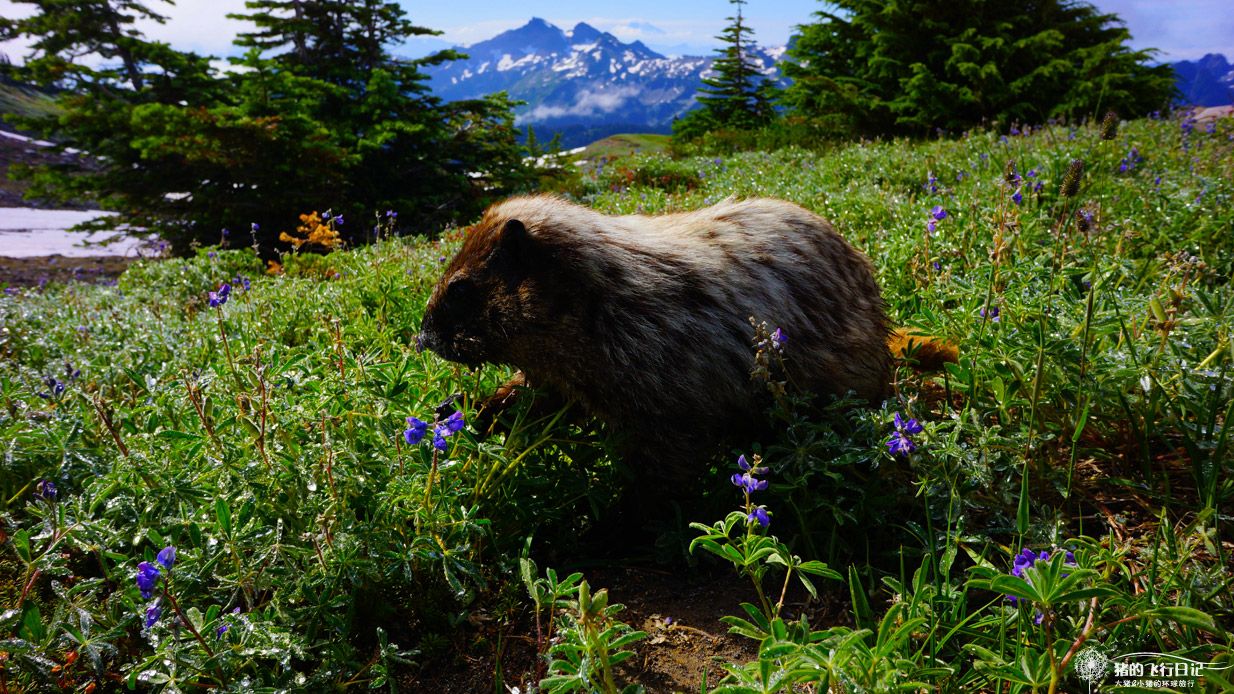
573,133,671,164
0,79,59,124
1,114,1231,692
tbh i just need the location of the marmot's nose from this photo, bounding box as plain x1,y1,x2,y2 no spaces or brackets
416,315,435,354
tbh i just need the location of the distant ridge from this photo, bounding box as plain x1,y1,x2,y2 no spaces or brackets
1170,53,1234,106
422,18,781,148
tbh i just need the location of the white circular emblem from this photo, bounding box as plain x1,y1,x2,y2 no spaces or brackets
1074,648,1110,684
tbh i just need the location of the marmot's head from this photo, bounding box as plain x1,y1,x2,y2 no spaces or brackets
419,215,569,367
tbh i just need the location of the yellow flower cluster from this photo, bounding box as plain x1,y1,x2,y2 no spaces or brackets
279,211,342,251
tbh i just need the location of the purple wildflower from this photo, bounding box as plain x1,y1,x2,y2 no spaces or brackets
747,506,771,528
157,546,176,570
1006,548,1077,608
927,220,937,234
441,410,465,434
770,327,787,349
1012,189,1023,206
35,480,57,501
930,205,948,221
208,283,231,308
894,412,923,435
145,603,162,628
887,412,923,456
731,472,769,494
886,432,916,456
981,305,1001,322
731,454,769,493
432,431,449,452
736,454,768,475
404,417,428,445
136,562,160,599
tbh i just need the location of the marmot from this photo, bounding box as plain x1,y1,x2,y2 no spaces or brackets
418,195,952,483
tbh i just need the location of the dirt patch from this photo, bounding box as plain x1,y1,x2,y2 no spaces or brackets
0,254,139,287
403,564,844,693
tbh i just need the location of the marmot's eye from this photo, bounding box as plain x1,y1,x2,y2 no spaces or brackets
445,278,476,303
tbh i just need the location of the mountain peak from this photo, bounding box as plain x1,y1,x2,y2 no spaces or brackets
472,17,569,58
569,22,602,45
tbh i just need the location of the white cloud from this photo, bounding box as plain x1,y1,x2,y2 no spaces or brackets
0,0,252,63
137,0,253,57
520,85,641,122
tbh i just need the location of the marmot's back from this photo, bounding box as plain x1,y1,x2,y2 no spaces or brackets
420,195,892,469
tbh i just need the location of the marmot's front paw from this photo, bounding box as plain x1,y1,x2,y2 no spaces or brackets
473,372,528,437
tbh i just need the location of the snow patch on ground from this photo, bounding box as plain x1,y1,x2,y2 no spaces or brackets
0,208,148,258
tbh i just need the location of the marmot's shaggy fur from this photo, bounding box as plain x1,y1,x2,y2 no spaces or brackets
419,196,950,478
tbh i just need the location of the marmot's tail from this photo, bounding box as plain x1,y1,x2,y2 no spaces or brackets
888,328,958,372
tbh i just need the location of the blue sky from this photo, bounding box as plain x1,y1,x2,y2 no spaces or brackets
1,0,1231,63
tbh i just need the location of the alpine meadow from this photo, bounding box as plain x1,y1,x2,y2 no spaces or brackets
1,0,1233,692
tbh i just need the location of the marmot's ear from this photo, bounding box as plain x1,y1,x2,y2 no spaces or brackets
494,218,535,268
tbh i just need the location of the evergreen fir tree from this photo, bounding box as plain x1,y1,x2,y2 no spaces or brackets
674,0,775,140
2,0,530,251
782,0,1176,136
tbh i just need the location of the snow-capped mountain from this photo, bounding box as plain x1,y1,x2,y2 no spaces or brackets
422,18,781,147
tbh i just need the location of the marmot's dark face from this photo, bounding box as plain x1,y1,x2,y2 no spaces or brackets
418,218,540,367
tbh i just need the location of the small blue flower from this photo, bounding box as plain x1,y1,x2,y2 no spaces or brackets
1012,189,1023,206
893,412,923,435
747,506,770,527
886,432,916,456
930,205,948,220
145,602,162,628
35,480,57,501
432,432,449,451
926,219,937,234
208,283,232,308
731,454,769,493
404,417,428,445
887,412,923,456
981,305,1001,322
216,623,229,638
136,562,160,599
442,411,465,434
1006,548,1076,606
157,546,176,570
730,472,768,493
770,327,786,350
